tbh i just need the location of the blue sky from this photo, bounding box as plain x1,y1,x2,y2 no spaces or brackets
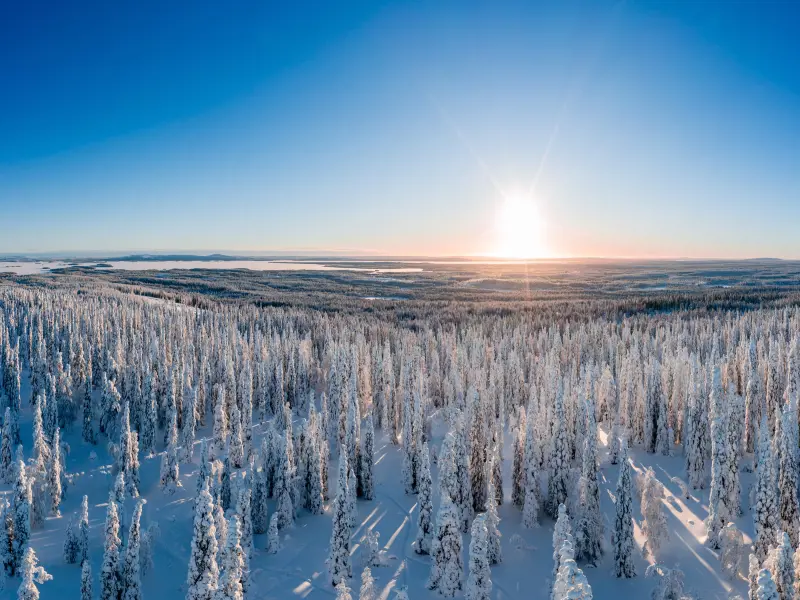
1,0,798,257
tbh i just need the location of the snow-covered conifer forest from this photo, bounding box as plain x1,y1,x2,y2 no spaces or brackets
2,261,800,600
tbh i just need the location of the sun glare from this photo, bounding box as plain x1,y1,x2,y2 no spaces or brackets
493,193,548,259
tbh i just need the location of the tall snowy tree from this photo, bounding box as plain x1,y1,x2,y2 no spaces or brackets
779,401,800,547
81,560,93,600
159,411,180,495
359,412,375,501
235,486,252,594
16,548,51,600
754,418,778,561
453,420,473,533
552,504,573,593
640,467,668,560
216,515,244,600
100,500,122,600
468,389,488,513
547,387,570,519
186,482,219,600
427,492,463,597
522,416,540,529
328,455,352,587
414,442,434,555
122,501,143,600
360,567,375,600
48,428,63,516
612,443,636,578
12,453,31,574
79,495,90,565
485,473,502,565
769,531,794,600
511,406,526,508
465,514,491,600
574,399,603,565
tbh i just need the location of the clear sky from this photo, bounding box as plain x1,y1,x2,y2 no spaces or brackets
1,0,798,258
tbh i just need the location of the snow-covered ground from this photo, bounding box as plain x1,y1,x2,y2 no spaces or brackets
1,377,749,600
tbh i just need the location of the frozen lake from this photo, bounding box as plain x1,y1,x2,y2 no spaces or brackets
0,260,422,274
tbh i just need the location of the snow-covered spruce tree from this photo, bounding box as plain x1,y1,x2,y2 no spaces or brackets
485,474,502,565
235,486,252,594
490,438,503,506
453,419,473,533
646,564,685,600
328,454,352,587
228,404,245,470
707,400,730,550
48,428,63,516
512,406,526,508
553,542,594,600
551,503,573,593
82,376,96,445
16,547,52,600
612,443,636,578
754,418,778,562
468,389,488,513
212,495,227,561
414,441,434,555
769,531,794,600
360,567,375,600
0,499,12,577
0,409,14,484
779,402,800,547
216,515,244,600
212,385,228,460
197,440,212,497
31,401,49,476
220,457,232,512
522,415,540,529
547,386,570,519
550,539,582,599
251,466,269,535
725,385,743,517
750,554,760,600
266,513,280,555
159,411,180,495
745,352,764,454
361,528,382,568
346,465,358,532
63,515,80,564
29,475,46,531
140,374,157,457
335,580,353,600
12,453,31,574
609,412,622,465
757,568,779,600
427,492,463,597
122,501,143,600
640,467,668,560
81,560,93,600
574,399,603,565
79,495,90,564
180,385,197,463
359,412,375,501
100,500,122,600
684,370,706,490
719,522,744,580
274,432,295,530
186,481,219,600
302,420,323,514
466,514,491,600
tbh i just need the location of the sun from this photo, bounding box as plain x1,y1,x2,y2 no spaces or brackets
493,193,548,259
